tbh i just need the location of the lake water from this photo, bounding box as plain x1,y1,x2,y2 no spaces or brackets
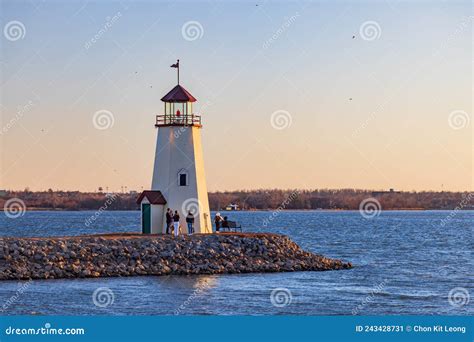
0,210,472,315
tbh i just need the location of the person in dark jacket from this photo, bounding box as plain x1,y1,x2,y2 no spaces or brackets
222,216,229,229
186,211,195,235
165,208,173,234
214,213,223,232
173,210,180,237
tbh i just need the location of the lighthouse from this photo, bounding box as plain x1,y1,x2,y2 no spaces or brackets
137,61,212,235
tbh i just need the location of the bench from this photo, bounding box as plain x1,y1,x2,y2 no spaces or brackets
220,220,242,232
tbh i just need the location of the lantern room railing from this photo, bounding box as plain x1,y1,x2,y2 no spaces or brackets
155,114,202,127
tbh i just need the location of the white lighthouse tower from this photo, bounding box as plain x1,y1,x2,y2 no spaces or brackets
137,61,212,235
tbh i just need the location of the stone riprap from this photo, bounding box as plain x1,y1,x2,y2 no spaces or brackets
0,233,352,280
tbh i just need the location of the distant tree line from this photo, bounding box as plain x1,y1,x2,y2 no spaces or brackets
0,189,472,211
0,190,137,211
209,189,473,210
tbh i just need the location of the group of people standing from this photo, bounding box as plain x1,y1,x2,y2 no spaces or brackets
165,208,195,236
164,209,232,235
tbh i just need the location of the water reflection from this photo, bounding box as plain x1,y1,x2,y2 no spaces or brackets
157,275,218,292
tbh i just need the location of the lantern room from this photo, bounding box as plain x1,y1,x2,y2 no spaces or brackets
156,84,201,127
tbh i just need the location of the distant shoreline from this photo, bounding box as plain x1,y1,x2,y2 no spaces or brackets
1,189,472,212
21,208,474,212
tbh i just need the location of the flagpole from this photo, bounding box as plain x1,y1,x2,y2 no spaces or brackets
177,59,180,85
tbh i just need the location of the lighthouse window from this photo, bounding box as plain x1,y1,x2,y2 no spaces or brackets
178,169,189,186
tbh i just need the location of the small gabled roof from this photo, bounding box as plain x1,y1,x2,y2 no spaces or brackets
161,85,197,103
136,190,167,205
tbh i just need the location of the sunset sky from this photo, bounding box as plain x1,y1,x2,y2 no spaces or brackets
0,0,472,192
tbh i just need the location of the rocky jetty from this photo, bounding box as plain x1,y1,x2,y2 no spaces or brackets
0,233,352,280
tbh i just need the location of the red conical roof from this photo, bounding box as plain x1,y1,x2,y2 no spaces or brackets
160,85,197,103
136,190,167,205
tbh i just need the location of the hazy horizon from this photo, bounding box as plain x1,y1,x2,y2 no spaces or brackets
1,1,472,193
2,186,472,194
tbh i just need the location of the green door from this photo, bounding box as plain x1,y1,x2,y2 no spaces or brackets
142,204,151,234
